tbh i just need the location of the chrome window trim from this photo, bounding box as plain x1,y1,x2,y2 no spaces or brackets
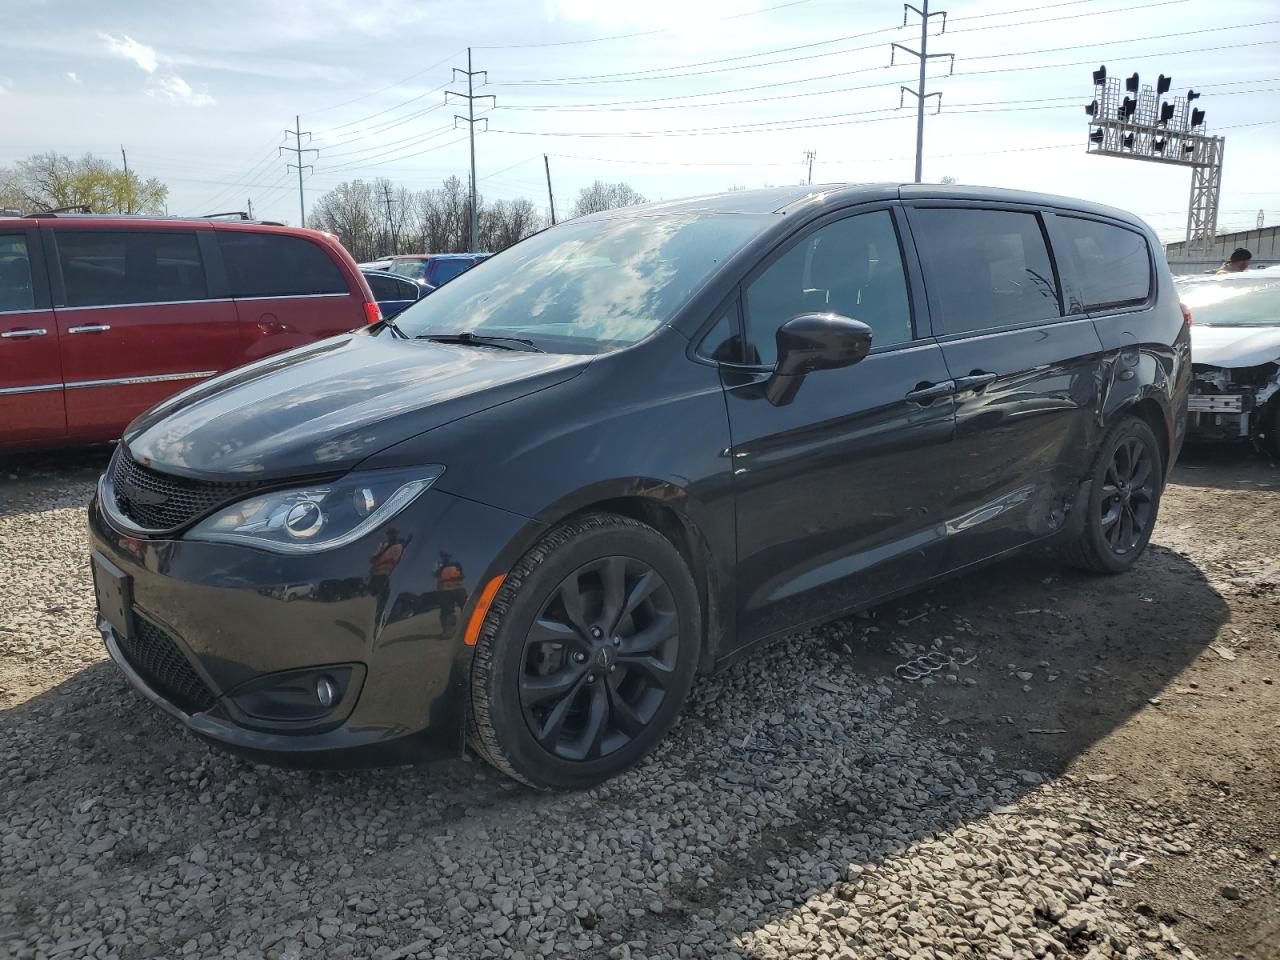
0,307,53,317
55,298,234,312
64,370,216,390
0,382,62,396
232,292,351,302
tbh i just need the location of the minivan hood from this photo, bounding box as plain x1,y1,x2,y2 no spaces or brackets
123,332,590,479
1192,324,1280,369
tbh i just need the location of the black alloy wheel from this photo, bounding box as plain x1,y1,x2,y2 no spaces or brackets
1099,435,1156,556
467,513,701,790
1060,415,1163,575
518,556,678,762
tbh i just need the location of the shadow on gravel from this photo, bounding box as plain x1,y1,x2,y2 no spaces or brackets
1172,442,1279,492
1,536,1229,957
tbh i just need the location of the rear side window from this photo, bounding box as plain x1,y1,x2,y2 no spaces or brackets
56,230,208,307
0,234,35,311
429,259,471,285
743,210,913,366
366,273,416,301
388,259,428,282
1057,216,1151,310
911,208,1061,334
219,232,347,298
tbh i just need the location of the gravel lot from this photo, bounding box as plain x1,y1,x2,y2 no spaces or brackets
1,446,1277,960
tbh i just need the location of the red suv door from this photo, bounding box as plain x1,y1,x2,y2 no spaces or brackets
48,225,240,442
0,225,65,446
215,227,369,363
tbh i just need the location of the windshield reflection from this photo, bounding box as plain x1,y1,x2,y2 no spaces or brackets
394,213,768,353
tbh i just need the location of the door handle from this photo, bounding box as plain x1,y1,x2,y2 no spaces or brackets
905,380,956,403
67,324,112,334
954,371,998,391
0,328,48,339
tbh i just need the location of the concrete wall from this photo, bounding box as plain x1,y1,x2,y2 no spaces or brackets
1165,225,1279,275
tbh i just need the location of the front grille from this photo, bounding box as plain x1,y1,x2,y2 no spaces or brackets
111,450,259,530
118,615,218,714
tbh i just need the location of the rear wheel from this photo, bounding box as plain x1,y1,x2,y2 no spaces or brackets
1060,416,1163,574
467,513,701,790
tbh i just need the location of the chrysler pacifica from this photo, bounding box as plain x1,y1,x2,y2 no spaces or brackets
89,184,1190,789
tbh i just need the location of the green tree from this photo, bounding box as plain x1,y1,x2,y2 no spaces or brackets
0,152,167,215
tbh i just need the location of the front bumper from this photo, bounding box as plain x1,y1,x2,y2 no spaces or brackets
1186,392,1252,442
89,485,538,768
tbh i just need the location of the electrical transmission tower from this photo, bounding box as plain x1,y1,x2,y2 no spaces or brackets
281,116,317,228
891,1,954,184
382,182,400,252
447,49,495,253
803,149,816,185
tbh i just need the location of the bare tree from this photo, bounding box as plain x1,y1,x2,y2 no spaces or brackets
570,181,646,218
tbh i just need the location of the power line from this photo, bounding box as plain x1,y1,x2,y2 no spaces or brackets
281,116,318,227
304,50,462,116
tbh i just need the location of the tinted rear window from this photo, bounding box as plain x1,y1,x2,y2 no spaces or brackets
56,230,208,307
365,273,415,301
1057,216,1151,310
219,232,347,298
0,234,35,311
430,259,471,285
911,208,1061,334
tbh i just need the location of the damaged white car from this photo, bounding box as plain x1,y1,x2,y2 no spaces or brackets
1176,266,1280,455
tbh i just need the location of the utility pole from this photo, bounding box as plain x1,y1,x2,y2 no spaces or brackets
891,2,954,183
247,197,254,219
382,182,400,252
544,154,557,225
447,49,495,252
803,149,816,185
120,145,131,214
280,115,317,227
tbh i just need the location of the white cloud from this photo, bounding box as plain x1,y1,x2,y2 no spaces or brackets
149,73,215,107
65,71,80,83
99,32,159,73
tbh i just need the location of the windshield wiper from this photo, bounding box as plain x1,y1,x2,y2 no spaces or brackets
417,331,545,353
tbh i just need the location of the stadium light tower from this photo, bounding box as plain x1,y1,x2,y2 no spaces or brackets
1085,66,1225,256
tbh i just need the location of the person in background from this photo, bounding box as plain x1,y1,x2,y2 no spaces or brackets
1216,248,1253,273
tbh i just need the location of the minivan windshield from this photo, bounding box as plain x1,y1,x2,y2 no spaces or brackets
393,212,769,353
1177,269,1280,326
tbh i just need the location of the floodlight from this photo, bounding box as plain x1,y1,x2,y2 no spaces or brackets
1187,89,1201,101
1191,108,1206,128
1159,102,1175,124
1122,132,1135,148
1157,74,1172,95
1120,97,1137,120
1093,65,1107,85
1089,129,1104,144
1153,138,1166,153
1125,73,1139,93
1085,100,1098,117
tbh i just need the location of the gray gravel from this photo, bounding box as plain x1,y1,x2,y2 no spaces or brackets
0,455,1255,960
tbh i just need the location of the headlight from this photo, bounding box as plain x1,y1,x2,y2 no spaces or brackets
186,466,444,554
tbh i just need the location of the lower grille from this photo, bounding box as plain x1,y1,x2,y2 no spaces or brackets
110,449,259,531
118,615,218,714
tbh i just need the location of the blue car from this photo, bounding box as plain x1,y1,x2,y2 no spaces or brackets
361,269,432,319
385,253,488,286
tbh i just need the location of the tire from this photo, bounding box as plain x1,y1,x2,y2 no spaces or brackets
1059,416,1164,574
467,512,701,790
1255,399,1280,459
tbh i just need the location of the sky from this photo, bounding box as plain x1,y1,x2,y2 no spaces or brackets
0,0,1277,243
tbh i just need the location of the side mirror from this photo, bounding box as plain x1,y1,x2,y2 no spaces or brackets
765,313,873,405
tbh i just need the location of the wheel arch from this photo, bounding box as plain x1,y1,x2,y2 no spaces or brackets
1117,395,1172,480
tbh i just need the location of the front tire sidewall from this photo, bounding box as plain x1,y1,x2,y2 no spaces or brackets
1082,418,1163,573
472,519,701,790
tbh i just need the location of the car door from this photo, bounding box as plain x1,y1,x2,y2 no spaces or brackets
217,229,363,362
46,225,240,443
903,203,1107,568
0,225,65,446
718,205,956,643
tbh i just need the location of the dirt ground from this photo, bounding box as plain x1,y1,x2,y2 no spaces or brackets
1,442,1277,960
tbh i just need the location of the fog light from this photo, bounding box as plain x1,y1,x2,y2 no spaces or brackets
315,674,339,708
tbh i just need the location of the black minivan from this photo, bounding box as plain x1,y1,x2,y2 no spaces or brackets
89,184,1190,789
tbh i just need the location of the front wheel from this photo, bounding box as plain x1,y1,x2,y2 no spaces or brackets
467,513,701,790
1060,416,1164,574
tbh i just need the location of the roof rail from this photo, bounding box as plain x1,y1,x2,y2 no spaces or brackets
28,204,94,216
200,211,252,220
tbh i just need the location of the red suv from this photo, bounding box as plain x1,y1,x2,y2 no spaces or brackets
0,214,379,450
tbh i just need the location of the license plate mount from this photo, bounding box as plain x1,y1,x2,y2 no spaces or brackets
92,551,134,640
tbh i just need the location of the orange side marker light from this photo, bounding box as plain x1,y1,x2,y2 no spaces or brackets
464,575,506,646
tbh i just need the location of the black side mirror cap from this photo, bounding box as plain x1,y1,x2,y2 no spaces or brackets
765,313,873,405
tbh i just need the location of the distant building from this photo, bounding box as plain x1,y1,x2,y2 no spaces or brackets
1164,225,1278,275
